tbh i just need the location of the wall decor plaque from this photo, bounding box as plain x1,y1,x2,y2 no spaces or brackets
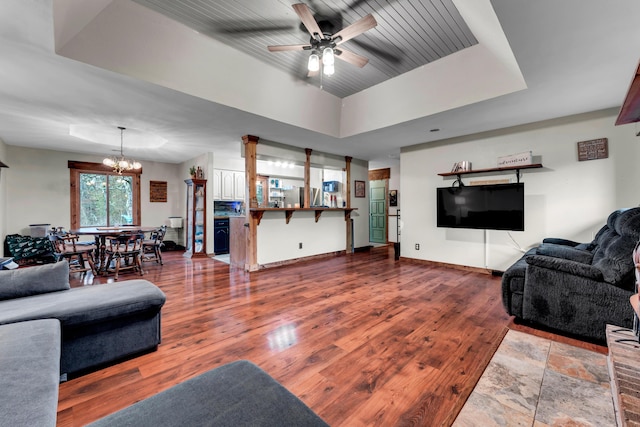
497,151,532,167
150,180,167,202
577,138,608,161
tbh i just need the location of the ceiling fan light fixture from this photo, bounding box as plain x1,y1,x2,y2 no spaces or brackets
322,47,334,66
308,53,320,72
323,63,335,76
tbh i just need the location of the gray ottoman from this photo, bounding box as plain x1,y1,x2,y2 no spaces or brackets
88,360,328,426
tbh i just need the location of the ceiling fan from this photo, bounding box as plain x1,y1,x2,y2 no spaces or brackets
267,3,377,77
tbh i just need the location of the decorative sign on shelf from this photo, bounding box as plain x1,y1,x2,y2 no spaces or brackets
497,151,532,167
469,179,510,186
577,138,608,161
150,180,167,203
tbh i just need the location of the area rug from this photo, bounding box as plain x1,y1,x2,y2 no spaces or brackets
453,329,615,426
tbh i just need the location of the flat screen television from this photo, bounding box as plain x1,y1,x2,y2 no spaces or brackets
436,183,524,231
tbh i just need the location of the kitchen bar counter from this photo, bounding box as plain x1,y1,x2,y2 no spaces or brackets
229,216,246,269
249,207,355,225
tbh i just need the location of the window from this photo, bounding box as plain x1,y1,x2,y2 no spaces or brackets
69,161,141,229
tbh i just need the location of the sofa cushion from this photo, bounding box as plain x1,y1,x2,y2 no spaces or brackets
617,208,640,240
0,279,165,327
87,360,328,427
535,243,594,264
0,261,70,301
0,319,61,427
591,234,637,287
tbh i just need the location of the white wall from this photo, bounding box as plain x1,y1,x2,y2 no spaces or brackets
0,138,7,256
401,108,640,271
257,211,346,265
4,145,183,237
350,159,370,249
214,155,244,172
255,149,370,265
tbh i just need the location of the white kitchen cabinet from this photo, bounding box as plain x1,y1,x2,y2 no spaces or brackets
221,170,235,200
213,169,222,200
215,169,245,201
234,171,245,201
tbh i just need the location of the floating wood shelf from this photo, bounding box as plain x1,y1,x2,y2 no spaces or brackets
438,163,543,183
249,208,356,225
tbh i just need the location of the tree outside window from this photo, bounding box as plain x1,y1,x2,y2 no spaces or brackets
79,174,133,226
69,161,141,229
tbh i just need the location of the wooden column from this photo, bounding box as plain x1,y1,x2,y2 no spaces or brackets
242,135,259,271
345,156,352,208
345,156,353,253
304,148,312,208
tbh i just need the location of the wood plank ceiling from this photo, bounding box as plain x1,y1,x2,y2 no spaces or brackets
132,0,478,98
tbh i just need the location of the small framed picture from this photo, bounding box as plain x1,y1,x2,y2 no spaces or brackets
355,180,366,198
389,190,397,206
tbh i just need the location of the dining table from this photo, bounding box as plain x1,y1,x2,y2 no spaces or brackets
71,226,158,275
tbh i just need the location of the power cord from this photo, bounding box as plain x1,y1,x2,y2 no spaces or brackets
507,231,527,253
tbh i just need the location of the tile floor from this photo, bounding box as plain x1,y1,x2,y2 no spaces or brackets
213,253,230,264
453,329,616,427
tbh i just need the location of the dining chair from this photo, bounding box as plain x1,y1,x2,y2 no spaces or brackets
48,231,97,276
104,232,144,281
142,225,167,265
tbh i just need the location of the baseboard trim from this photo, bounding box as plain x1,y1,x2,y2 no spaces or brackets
398,257,493,275
257,250,347,271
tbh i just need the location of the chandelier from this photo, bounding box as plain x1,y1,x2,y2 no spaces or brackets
103,127,141,174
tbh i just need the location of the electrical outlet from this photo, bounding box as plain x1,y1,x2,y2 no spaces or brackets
415,243,420,250
299,242,303,249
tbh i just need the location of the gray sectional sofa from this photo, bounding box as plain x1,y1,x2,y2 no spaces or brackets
0,261,165,426
0,261,166,377
0,261,328,427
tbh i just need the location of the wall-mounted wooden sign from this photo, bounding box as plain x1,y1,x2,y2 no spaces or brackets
577,138,608,161
150,180,167,202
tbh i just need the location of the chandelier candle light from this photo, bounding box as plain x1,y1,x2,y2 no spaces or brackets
103,127,141,174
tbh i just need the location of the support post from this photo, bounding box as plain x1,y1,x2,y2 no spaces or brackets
242,135,259,271
345,156,353,253
304,148,312,208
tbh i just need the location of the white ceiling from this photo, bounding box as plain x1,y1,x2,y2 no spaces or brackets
0,0,639,165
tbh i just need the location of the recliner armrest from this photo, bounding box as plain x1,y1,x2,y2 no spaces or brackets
542,237,581,247
535,243,594,264
525,254,604,281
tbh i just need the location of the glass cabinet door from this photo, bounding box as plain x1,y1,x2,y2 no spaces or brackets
185,178,207,258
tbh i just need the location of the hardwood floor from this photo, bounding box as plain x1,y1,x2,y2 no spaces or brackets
57,247,514,426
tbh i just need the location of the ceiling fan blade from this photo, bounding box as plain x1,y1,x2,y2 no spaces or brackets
292,3,324,40
334,14,377,45
267,44,309,52
335,48,369,68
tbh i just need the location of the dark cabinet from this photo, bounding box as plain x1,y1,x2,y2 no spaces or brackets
214,218,229,254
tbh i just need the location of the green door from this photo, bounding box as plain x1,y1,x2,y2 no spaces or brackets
370,180,386,243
